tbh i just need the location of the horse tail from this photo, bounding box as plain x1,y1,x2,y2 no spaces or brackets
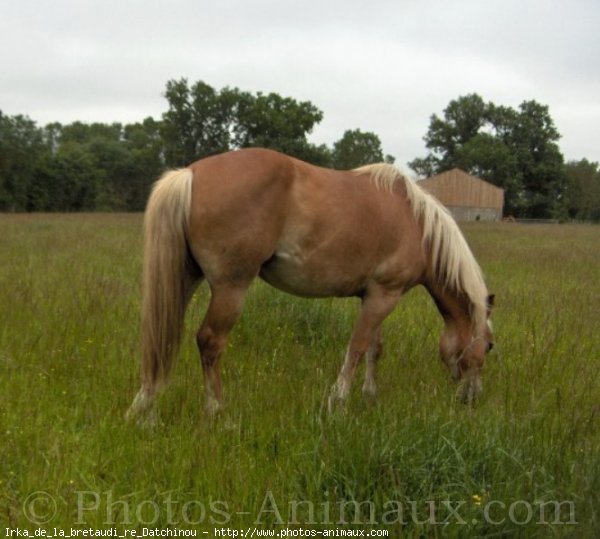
140,168,194,389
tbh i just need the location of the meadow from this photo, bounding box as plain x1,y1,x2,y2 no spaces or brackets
0,214,598,538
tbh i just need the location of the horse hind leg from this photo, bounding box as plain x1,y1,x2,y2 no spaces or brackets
196,283,248,416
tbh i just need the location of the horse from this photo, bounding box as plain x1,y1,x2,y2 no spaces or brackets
126,147,494,424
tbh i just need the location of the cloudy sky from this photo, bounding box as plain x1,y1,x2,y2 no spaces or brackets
2,0,598,167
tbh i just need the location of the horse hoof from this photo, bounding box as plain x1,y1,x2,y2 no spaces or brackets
327,394,348,416
205,396,223,417
361,383,378,403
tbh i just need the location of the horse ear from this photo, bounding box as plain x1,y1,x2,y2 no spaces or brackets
487,294,495,310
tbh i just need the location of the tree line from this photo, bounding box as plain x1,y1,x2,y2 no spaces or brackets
0,79,391,212
0,81,598,220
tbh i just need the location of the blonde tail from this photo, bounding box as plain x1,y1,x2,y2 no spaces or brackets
140,168,194,388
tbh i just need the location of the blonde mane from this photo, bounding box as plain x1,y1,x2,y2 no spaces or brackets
354,163,489,331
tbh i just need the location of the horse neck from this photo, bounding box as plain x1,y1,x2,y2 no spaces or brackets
425,278,477,337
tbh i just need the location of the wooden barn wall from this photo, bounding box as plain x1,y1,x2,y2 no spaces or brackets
419,170,504,209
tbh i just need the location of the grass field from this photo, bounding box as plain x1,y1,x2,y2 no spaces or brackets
0,214,598,538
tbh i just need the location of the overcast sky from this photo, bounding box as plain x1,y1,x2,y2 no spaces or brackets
2,0,598,167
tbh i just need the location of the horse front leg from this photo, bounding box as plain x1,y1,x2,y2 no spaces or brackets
328,287,400,414
362,328,383,400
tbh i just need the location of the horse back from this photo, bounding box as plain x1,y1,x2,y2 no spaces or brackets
186,148,424,293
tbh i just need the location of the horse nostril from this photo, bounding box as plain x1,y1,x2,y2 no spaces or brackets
487,342,494,352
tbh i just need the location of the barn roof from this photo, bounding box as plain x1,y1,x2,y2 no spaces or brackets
418,168,504,209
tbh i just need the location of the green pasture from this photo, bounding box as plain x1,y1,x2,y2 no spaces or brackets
0,215,598,537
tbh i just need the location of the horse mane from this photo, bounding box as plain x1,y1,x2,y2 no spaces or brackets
354,163,489,330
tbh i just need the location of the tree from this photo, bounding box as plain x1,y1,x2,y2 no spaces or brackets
34,142,103,211
161,79,327,166
123,117,164,210
507,101,566,218
234,90,324,161
564,159,600,221
161,80,238,166
417,94,489,173
0,112,50,211
332,129,393,169
409,94,565,217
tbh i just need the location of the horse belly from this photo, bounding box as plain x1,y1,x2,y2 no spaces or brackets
259,250,365,298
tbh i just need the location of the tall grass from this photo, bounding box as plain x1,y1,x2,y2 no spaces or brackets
0,215,598,537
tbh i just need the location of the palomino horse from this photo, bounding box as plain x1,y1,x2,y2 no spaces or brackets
126,148,494,423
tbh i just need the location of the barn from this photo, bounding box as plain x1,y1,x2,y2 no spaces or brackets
418,168,504,222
